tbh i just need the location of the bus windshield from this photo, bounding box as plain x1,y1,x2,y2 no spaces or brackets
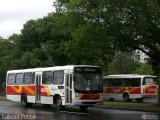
74,67,103,93
143,77,158,85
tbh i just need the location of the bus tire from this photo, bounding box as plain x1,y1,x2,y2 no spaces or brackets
21,94,29,107
123,93,131,102
79,106,88,111
54,96,63,110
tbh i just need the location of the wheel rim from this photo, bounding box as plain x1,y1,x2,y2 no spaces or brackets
22,96,27,105
124,94,128,101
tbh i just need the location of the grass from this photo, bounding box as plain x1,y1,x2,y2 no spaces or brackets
0,91,5,101
0,96,5,101
102,101,160,112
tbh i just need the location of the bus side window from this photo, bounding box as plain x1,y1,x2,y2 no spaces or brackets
112,79,121,87
122,78,130,87
131,78,140,87
15,73,23,85
53,71,64,84
24,72,34,85
103,78,112,87
42,71,53,84
7,73,15,85
103,78,108,87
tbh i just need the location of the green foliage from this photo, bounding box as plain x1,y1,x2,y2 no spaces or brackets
106,52,153,75
0,39,15,84
64,0,160,75
66,22,114,68
20,50,43,68
134,62,153,75
106,52,138,75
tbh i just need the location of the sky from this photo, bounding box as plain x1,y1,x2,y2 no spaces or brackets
0,0,54,39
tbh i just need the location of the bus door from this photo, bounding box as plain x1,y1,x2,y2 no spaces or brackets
65,73,73,105
35,73,42,103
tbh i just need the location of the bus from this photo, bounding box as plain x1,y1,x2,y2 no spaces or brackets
6,65,103,110
103,74,158,102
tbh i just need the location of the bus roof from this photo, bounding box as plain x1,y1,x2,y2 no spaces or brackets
103,74,157,78
7,65,100,73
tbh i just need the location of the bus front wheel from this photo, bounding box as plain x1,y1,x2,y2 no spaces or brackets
21,94,28,107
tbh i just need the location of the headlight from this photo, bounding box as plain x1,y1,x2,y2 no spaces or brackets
75,93,80,99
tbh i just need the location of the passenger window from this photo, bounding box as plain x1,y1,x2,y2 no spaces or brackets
131,78,140,87
53,71,64,84
121,78,130,87
112,79,121,87
16,73,23,85
24,72,34,85
103,78,112,87
42,71,53,84
7,73,15,85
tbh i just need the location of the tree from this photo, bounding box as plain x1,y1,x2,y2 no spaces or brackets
65,22,114,69
107,52,138,75
0,39,15,84
53,0,116,70
134,62,153,75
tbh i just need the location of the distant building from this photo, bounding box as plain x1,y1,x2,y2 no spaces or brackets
135,50,149,63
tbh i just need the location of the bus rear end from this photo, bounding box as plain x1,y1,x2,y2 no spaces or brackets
142,76,158,98
72,66,103,110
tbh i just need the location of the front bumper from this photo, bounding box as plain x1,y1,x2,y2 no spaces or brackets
72,98,103,106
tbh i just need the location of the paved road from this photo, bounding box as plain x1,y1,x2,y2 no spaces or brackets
0,101,159,120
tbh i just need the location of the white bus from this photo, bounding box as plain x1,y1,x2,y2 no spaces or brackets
103,74,158,102
6,65,103,110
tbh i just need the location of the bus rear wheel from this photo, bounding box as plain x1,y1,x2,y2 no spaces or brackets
123,93,131,102
21,94,31,107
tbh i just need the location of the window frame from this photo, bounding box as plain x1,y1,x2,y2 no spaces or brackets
24,72,35,85
42,71,53,85
53,70,64,85
15,73,24,85
7,73,16,85
130,78,141,87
